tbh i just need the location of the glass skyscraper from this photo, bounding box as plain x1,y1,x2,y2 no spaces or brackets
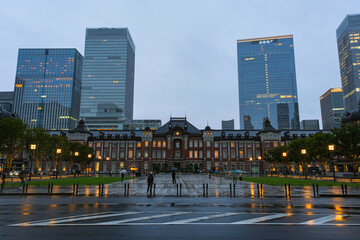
237,35,300,130
13,49,83,130
80,28,135,130
336,14,360,112
320,88,345,130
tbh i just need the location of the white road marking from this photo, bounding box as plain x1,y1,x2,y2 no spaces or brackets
96,212,190,225
9,211,114,226
300,214,348,225
12,212,139,227
164,212,240,224
231,213,291,224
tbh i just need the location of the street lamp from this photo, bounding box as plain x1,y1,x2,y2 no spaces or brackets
74,151,79,156
55,148,61,179
301,149,307,179
328,144,336,182
29,144,37,181
282,152,288,177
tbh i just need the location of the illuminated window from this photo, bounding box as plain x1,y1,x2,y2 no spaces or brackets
97,142,101,147
194,151,198,158
215,151,219,158
153,141,156,147
145,141,149,147
158,141,161,147
128,150,133,158
189,151,193,158
162,141,166,147
231,142,235,148
137,142,141,147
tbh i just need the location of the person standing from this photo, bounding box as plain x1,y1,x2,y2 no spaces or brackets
172,172,176,184
147,172,154,194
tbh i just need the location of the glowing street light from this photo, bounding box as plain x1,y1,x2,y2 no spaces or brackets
74,152,79,156
56,148,62,154
328,145,335,151
301,149,307,155
30,144,37,150
282,152,287,157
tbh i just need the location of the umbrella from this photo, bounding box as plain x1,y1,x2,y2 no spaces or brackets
208,169,212,172
120,170,127,174
232,170,243,173
171,168,178,172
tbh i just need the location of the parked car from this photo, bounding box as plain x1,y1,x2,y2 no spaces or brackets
9,171,20,176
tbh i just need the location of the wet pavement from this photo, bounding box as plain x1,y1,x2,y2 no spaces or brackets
2,173,360,197
1,174,360,239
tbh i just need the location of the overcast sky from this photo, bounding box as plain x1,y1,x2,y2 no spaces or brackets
1,0,359,129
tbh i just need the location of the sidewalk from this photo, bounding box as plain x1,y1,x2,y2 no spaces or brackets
1,174,360,197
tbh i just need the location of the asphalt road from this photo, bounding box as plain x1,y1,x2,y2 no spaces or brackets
1,195,360,240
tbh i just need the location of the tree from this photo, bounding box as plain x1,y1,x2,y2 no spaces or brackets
264,145,289,176
288,138,310,179
307,132,335,176
25,128,51,173
332,124,360,176
67,142,94,175
0,118,28,172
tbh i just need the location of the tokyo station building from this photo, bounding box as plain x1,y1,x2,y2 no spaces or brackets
67,117,323,174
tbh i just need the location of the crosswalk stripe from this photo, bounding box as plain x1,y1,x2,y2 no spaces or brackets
9,212,115,226
300,214,348,225
96,212,190,225
164,212,240,224
231,213,291,224
17,212,139,226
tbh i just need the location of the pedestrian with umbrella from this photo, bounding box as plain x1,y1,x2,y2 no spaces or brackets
120,170,126,182
18,170,27,187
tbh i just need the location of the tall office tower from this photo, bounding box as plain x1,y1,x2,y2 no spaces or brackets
80,28,135,130
13,49,83,130
300,120,320,130
0,91,14,112
221,119,235,130
337,14,360,112
320,88,345,130
237,35,300,130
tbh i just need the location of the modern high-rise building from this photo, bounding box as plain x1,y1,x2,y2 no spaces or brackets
320,88,345,130
221,119,235,130
337,14,360,112
300,119,320,130
0,91,14,112
13,49,83,130
80,28,135,130
237,35,300,130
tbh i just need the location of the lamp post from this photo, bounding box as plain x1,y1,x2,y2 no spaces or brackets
282,152,288,178
328,145,336,182
301,149,307,179
29,144,37,182
55,148,61,179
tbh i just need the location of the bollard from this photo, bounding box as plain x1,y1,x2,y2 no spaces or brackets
288,184,291,198
99,183,101,196
312,184,316,197
72,183,76,195
261,184,263,196
203,183,205,197
345,184,348,195
177,183,179,196
51,183,54,195
230,183,232,197
124,183,127,196
316,184,319,197
76,183,79,196
153,183,156,196
25,183,29,195
341,184,345,195
102,183,105,196
48,183,50,194
22,183,26,194
206,183,208,197
257,183,260,197
127,183,129,196
180,183,182,196
233,183,236,197
284,184,288,198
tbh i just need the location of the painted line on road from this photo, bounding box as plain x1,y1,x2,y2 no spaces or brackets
96,212,190,225
231,213,291,224
10,212,139,227
8,211,115,227
164,212,240,224
300,214,348,225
